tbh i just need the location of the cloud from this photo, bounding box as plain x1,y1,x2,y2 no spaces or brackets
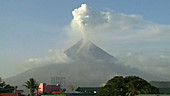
117,52,170,78
68,4,170,42
24,49,71,69
72,4,109,32
163,49,170,53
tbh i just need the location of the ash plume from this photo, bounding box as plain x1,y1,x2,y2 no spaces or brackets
71,4,109,51
69,4,170,43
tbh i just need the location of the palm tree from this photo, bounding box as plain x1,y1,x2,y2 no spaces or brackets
23,78,39,96
0,81,15,93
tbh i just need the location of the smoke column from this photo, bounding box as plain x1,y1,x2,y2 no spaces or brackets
72,4,89,51
71,4,109,51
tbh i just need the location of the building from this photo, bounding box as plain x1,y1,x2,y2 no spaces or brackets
75,87,100,94
37,83,61,94
51,77,66,89
15,90,24,94
40,87,100,96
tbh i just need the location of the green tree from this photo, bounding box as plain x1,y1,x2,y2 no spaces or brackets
126,81,141,96
96,76,159,96
96,76,127,96
23,78,39,96
125,76,159,96
0,81,15,93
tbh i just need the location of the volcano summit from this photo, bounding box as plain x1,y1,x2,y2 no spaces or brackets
65,39,117,63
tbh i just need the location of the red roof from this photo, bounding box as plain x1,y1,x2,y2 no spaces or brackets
0,93,19,96
52,91,63,94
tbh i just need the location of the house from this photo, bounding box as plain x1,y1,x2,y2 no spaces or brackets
15,90,24,95
75,87,100,94
37,83,61,94
40,86,100,96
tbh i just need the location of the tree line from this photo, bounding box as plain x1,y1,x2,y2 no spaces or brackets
1,76,159,96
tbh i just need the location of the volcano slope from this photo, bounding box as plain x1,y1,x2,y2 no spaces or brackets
6,40,162,92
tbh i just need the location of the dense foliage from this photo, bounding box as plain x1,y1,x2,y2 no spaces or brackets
23,78,39,96
96,76,159,96
0,81,15,93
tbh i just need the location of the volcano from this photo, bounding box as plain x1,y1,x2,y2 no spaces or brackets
5,39,161,93
65,39,117,63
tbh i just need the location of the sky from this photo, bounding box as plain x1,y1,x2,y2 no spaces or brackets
0,0,170,78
